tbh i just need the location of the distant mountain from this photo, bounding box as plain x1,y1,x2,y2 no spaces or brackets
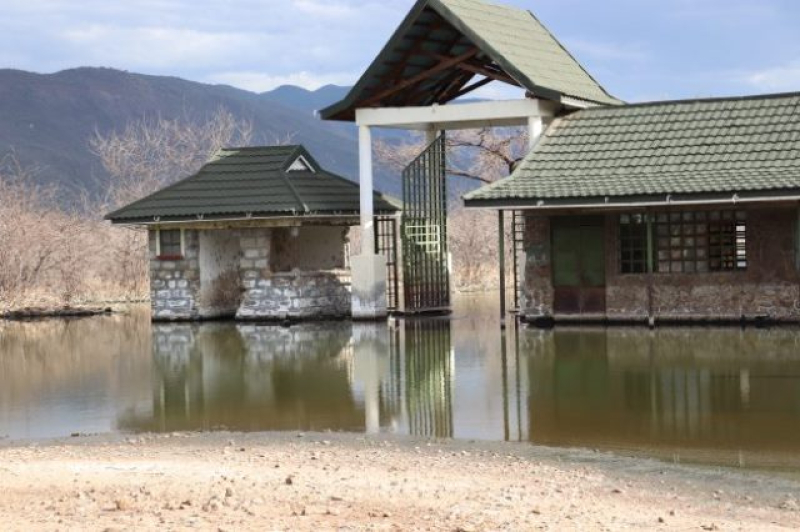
0,68,405,200
260,84,350,115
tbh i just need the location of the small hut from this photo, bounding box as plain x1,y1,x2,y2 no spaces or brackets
107,145,399,321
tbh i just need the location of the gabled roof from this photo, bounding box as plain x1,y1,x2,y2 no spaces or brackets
464,92,800,208
321,0,620,121
106,145,399,223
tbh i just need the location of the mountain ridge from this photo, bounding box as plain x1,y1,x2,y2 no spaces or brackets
0,67,386,199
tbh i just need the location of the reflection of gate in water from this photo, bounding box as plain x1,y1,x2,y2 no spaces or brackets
387,319,453,438
401,134,451,313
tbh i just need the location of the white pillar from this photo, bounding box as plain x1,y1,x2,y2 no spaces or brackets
528,116,543,152
359,125,375,255
425,127,437,145
352,124,387,320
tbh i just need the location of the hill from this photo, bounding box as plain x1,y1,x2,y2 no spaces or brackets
0,68,395,199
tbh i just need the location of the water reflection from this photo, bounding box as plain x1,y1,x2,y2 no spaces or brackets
4,299,800,472
120,323,365,433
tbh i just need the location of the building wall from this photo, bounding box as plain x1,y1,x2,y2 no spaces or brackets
149,230,201,321
198,230,242,318
520,215,554,317
270,226,348,272
150,225,352,322
522,206,800,323
237,227,351,321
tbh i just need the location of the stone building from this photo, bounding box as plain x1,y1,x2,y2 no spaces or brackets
465,93,800,324
107,145,398,321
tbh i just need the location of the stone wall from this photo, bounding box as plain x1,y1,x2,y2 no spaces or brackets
150,230,201,321
236,227,351,320
520,215,554,318
149,225,352,322
238,271,352,320
521,207,800,323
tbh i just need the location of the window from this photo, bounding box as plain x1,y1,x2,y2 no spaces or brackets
158,229,183,258
619,214,649,274
619,210,747,274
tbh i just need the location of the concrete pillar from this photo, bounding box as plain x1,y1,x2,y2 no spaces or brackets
352,124,387,319
528,116,543,152
359,125,375,255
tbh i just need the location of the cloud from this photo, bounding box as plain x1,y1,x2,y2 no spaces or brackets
59,25,265,69
746,62,800,92
292,0,358,19
207,70,357,92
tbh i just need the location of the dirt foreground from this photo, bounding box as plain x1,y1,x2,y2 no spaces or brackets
1,432,799,531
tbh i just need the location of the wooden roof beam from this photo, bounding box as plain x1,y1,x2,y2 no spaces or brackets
359,48,480,107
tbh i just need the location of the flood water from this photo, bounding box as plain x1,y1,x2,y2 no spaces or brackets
3,294,800,473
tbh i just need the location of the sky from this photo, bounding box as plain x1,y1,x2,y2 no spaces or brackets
0,0,799,102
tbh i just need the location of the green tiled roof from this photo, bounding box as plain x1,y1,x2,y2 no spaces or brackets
435,0,618,105
321,0,619,121
464,92,800,207
107,145,399,223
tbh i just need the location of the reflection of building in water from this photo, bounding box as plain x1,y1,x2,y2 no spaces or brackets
520,328,800,452
118,322,364,433
384,319,454,438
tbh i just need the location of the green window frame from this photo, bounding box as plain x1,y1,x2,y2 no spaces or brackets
619,213,650,274
619,210,747,274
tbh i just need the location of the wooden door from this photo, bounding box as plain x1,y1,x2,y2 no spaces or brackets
552,217,606,314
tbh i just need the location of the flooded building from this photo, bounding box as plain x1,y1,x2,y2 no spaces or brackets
107,145,398,321
465,94,800,324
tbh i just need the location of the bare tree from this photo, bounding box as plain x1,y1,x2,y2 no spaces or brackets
374,128,525,290
87,107,256,300
0,154,90,307
92,107,254,210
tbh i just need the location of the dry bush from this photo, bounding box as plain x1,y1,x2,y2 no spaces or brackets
199,269,244,312
0,155,96,308
89,107,255,303
0,108,254,311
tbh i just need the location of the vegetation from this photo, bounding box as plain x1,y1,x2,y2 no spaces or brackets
0,108,522,311
0,109,253,312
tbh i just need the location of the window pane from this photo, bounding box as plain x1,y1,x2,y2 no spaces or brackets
159,230,182,257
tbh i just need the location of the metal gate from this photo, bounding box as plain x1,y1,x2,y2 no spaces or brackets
401,134,451,313
512,210,526,312
375,215,399,311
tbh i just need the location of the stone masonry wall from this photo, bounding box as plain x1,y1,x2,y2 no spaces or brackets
522,207,800,323
237,228,352,320
520,215,554,318
150,230,201,321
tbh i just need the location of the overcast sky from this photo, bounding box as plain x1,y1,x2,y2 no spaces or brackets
1,0,799,102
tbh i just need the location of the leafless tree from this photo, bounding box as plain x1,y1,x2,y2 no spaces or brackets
374,128,525,289
88,107,256,300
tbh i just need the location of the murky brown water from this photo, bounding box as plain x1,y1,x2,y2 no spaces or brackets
3,295,800,472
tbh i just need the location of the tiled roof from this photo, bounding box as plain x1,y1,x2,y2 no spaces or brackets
435,0,618,105
464,92,800,206
107,145,399,223
321,0,619,121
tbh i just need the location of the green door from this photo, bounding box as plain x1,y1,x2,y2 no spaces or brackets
552,217,606,314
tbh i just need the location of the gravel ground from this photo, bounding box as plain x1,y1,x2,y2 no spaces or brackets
1,431,799,531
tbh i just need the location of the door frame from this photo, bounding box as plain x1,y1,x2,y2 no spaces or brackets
550,216,607,315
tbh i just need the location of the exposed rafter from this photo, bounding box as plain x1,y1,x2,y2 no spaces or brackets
359,48,480,107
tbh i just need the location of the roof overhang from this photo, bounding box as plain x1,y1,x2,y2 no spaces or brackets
464,190,800,211
321,0,619,122
356,98,557,131
108,213,394,228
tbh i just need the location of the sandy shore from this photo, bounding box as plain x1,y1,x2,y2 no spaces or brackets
1,432,799,531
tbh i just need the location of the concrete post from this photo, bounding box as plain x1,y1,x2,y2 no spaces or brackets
528,116,543,152
352,124,387,319
359,125,375,255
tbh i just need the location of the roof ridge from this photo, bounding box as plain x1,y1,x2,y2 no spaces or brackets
277,145,311,214
577,90,800,113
